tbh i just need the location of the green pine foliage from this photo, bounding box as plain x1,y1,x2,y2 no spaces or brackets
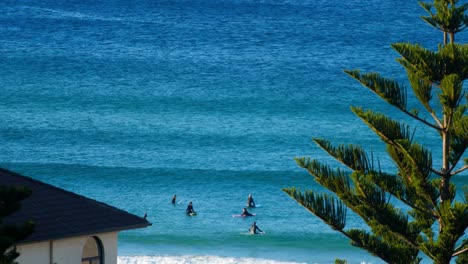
0,186,34,264
284,1,467,263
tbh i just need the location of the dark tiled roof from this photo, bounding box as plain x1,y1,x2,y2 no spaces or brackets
1,168,151,244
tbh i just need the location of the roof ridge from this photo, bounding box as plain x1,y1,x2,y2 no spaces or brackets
1,167,133,215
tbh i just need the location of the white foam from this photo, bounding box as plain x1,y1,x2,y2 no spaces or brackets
118,255,308,264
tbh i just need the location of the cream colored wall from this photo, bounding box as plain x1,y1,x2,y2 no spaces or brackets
16,231,119,264
98,232,119,264
15,241,50,264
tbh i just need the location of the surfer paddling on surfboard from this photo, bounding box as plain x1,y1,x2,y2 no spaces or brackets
232,208,256,218
186,201,196,216
241,207,253,217
246,194,256,208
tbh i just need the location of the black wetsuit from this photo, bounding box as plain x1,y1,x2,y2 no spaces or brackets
242,210,253,217
186,205,194,214
249,224,263,234
247,197,256,207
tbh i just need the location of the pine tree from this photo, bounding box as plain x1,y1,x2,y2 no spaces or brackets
0,186,34,264
283,1,468,263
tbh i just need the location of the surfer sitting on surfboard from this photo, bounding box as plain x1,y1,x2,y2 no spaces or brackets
249,221,263,234
186,201,196,215
246,194,256,208
241,208,253,217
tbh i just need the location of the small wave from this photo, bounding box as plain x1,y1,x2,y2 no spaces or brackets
16,5,107,21
118,255,308,264
16,5,155,24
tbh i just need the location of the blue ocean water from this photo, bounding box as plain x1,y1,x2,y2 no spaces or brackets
1,0,467,263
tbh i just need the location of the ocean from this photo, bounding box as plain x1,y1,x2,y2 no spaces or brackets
1,0,467,263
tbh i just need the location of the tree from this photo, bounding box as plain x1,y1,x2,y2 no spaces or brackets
0,186,34,264
283,1,468,263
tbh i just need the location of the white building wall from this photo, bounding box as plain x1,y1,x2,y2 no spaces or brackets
16,231,119,264
98,232,119,264
15,241,50,264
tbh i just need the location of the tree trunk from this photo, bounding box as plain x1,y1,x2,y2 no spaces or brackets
440,127,451,203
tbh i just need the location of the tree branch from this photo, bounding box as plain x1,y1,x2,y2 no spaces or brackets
451,165,468,176
452,247,468,257
400,107,442,130
430,167,443,176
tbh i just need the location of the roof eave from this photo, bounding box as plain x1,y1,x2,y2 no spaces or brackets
17,222,152,245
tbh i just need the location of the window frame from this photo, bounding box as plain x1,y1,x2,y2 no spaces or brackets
81,236,104,264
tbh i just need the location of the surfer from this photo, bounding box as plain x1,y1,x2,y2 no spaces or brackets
186,201,195,215
241,208,253,217
171,194,177,204
249,221,263,234
247,194,256,208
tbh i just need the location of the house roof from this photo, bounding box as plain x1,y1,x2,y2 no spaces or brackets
1,168,151,244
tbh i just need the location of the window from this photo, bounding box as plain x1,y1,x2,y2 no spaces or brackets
81,236,104,264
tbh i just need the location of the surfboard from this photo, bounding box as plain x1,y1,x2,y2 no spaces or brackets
187,212,197,216
248,231,266,235
232,213,256,218
242,229,266,235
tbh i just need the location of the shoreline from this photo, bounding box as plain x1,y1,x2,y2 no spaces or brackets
118,255,308,264
116,242,385,264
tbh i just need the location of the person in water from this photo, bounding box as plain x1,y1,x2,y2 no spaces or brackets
241,207,253,217
171,194,177,204
249,221,263,234
246,194,256,208
186,201,195,214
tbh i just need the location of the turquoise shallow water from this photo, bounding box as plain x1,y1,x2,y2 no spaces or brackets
1,0,467,263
